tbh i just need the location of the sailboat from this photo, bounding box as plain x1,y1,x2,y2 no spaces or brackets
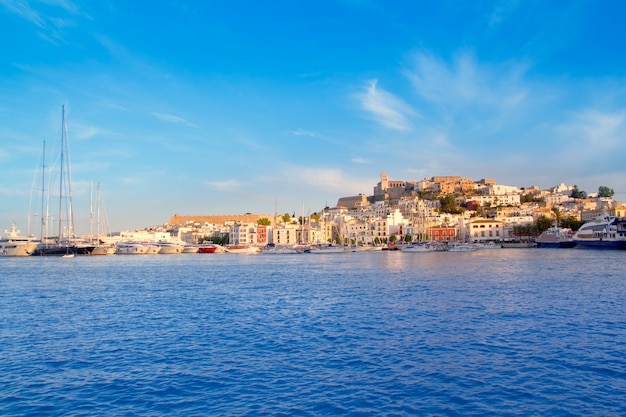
89,182,116,255
33,105,94,256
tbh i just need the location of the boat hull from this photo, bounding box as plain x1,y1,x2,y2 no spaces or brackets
536,241,577,248
573,239,626,250
33,245,94,256
0,242,39,257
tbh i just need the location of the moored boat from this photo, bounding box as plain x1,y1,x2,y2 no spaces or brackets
197,243,225,253
535,227,576,248
0,223,39,257
182,244,199,254
91,244,116,255
156,241,185,254
572,215,626,249
446,242,480,252
115,241,158,255
226,245,261,254
261,243,299,254
308,244,346,254
401,242,434,253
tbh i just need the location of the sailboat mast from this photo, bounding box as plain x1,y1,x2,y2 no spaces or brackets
89,180,94,242
64,106,75,239
58,106,65,245
40,140,46,241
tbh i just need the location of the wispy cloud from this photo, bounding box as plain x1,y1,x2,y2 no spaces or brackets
151,112,198,128
556,109,626,154
0,147,10,162
351,157,369,164
405,51,529,110
358,79,416,131
0,0,84,43
289,128,318,137
288,166,374,195
206,179,244,191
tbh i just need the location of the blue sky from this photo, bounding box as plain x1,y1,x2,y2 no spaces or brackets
2,1,626,233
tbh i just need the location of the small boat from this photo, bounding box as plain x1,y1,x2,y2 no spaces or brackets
261,243,299,254
535,227,576,248
197,243,225,253
62,253,75,258
572,214,626,249
308,244,346,254
225,245,261,254
447,242,480,252
0,222,39,257
401,242,433,253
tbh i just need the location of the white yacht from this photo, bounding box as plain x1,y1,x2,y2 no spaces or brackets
157,241,185,254
1,223,39,257
115,241,158,255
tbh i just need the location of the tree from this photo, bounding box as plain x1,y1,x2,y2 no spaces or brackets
561,216,583,231
598,186,615,198
257,217,271,226
570,185,587,199
551,207,563,227
389,235,397,243
281,213,292,223
404,234,412,243
534,215,553,234
439,195,465,214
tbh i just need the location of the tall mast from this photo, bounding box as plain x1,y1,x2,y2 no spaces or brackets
64,105,75,239
40,140,46,241
89,180,94,242
57,105,76,244
58,106,65,244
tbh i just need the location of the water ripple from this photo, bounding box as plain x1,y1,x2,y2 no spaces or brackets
1,251,626,415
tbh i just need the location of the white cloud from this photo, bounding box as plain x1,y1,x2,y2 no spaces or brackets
351,157,369,164
0,0,83,42
405,51,529,110
358,79,416,131
289,166,373,195
151,112,198,128
289,129,318,137
556,109,626,154
206,179,243,191
0,0,46,27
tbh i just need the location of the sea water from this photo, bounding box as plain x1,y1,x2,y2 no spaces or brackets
1,249,625,416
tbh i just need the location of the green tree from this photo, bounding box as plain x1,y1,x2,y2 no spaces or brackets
570,185,587,199
534,215,553,234
310,212,321,222
404,234,412,243
551,207,563,227
561,216,583,231
389,235,397,243
257,217,271,226
439,195,465,214
598,186,615,198
281,213,292,223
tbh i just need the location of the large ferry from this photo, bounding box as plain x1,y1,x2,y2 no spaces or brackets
572,215,626,249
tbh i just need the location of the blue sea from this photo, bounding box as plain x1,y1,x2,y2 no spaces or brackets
1,249,625,416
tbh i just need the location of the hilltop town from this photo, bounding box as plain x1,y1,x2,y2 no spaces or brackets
127,173,625,247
